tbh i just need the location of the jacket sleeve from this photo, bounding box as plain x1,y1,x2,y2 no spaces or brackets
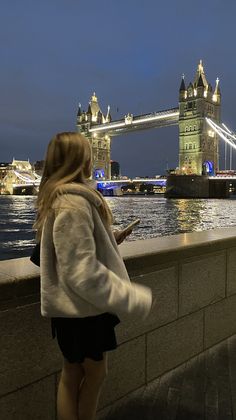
53,207,152,321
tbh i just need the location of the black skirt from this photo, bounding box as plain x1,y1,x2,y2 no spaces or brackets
51,313,120,363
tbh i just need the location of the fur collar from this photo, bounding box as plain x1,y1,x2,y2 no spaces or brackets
55,182,102,208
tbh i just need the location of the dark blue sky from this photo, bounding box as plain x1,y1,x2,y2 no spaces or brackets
1,0,236,177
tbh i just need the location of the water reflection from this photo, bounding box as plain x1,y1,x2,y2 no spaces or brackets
170,199,206,233
106,196,236,240
1,195,236,260
0,196,37,260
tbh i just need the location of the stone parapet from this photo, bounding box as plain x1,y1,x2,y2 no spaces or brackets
1,227,236,418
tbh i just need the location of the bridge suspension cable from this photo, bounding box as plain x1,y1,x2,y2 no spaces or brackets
206,118,236,151
222,123,234,169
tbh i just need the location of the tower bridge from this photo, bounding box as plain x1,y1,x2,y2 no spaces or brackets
77,60,229,180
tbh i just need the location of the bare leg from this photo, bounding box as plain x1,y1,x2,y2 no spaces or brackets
78,353,107,420
57,358,85,420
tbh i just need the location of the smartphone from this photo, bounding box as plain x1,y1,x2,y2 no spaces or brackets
124,219,141,232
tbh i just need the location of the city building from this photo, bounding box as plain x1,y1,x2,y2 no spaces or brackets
1,159,40,195
11,158,32,171
110,160,120,178
0,162,12,185
33,160,44,175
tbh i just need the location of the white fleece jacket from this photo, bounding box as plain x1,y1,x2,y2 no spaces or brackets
40,183,152,320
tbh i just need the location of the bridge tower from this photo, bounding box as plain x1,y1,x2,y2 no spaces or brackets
77,93,112,179
178,60,221,175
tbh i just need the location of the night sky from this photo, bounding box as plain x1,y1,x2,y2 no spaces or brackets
1,0,236,177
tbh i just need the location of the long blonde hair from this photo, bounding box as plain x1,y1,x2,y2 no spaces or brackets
34,132,113,238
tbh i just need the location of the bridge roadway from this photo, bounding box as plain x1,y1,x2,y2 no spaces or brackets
97,178,167,190
97,175,236,191
6,175,236,192
89,108,179,136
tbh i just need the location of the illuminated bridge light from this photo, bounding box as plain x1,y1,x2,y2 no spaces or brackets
96,178,167,191
89,108,179,134
206,118,236,151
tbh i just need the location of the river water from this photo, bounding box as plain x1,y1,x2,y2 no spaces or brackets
1,195,236,261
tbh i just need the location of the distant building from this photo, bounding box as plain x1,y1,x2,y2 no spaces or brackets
11,158,32,171
33,160,44,175
1,159,40,195
0,162,12,186
111,160,120,178
1,159,32,180
166,168,177,175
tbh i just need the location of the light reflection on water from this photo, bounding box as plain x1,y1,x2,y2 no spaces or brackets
1,195,236,260
106,196,236,240
0,196,37,260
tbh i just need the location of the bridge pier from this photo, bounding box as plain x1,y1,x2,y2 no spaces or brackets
165,175,230,198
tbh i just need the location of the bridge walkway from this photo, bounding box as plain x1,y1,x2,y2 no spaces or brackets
98,334,236,420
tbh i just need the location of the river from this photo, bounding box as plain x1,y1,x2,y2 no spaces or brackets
1,195,236,260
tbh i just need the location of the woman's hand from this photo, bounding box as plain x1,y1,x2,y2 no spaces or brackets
113,228,132,245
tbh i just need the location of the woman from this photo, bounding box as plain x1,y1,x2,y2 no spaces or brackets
34,132,152,420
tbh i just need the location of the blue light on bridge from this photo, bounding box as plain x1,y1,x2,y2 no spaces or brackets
203,160,214,176
94,169,105,179
96,178,167,192
97,182,121,190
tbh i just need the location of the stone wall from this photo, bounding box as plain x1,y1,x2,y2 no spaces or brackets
1,227,236,419
165,175,230,198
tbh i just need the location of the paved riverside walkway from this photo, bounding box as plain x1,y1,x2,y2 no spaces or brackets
98,334,236,420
